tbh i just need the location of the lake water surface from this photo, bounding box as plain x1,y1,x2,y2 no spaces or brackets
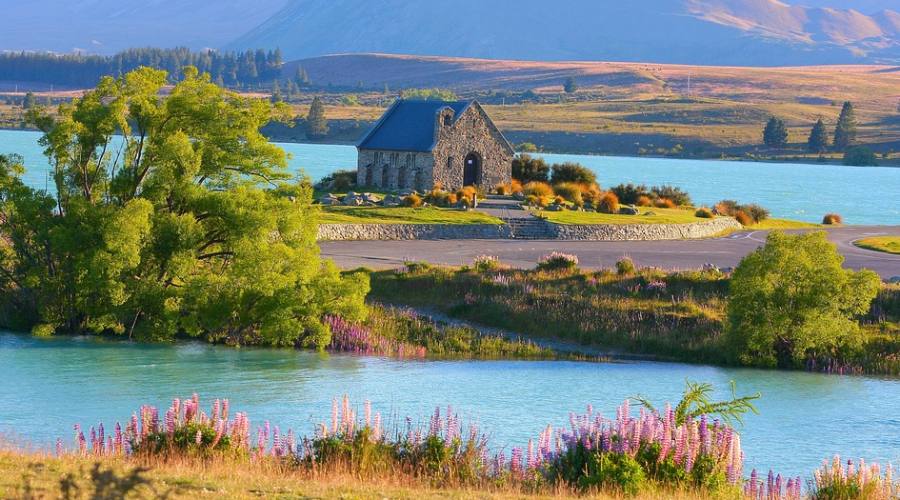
1,129,898,225
1,333,898,478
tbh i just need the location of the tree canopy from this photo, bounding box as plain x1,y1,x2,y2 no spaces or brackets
726,231,880,368
833,101,857,151
550,162,596,186
0,66,367,346
762,117,788,148
806,118,828,154
305,97,329,140
512,154,550,183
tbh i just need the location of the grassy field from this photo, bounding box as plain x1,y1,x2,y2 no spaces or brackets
535,207,707,225
369,265,900,374
0,450,723,500
855,236,900,255
319,206,503,225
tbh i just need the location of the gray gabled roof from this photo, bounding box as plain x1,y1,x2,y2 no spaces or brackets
357,100,472,152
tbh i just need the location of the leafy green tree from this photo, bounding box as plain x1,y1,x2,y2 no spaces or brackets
550,162,596,185
511,154,549,183
0,67,368,346
305,97,329,140
762,117,788,148
271,80,283,103
843,146,877,166
563,77,578,94
833,101,857,151
807,118,829,154
22,92,36,110
726,231,880,368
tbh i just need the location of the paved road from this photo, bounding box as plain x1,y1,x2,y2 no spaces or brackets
321,226,900,278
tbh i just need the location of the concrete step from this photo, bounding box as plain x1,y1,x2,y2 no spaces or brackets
501,217,556,240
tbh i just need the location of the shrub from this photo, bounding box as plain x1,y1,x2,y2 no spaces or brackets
611,183,651,205
456,186,478,204
581,184,602,207
742,204,770,223
715,200,740,216
654,198,676,209
616,257,636,276
651,185,692,207
317,169,357,191
523,181,554,198
537,252,579,271
553,195,567,206
734,210,753,226
494,183,510,195
553,182,583,206
473,255,501,273
424,189,452,207
550,162,596,185
525,194,539,207
823,213,843,225
727,231,881,368
402,193,422,207
597,192,620,214
695,207,714,219
512,154,550,183
636,195,653,207
843,146,878,166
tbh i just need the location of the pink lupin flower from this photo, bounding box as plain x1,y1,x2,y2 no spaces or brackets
330,398,338,435
56,438,63,456
364,400,371,428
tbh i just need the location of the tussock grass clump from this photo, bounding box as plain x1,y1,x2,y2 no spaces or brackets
402,193,423,207
636,195,653,207
597,192,620,214
694,207,715,219
822,213,843,225
523,181,554,198
553,182,584,206
734,211,753,226
654,198,677,209
616,257,637,276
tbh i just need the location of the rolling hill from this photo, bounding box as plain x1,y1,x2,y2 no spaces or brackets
2,1,898,66
229,0,900,66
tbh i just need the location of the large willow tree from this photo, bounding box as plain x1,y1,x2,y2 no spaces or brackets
0,67,368,346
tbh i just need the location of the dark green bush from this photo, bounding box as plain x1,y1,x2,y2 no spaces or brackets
512,154,550,183
550,162,597,185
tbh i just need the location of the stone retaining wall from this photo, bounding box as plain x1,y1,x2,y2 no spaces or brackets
317,224,513,241
547,217,742,241
317,217,740,241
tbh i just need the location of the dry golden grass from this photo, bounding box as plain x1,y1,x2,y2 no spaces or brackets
0,450,722,500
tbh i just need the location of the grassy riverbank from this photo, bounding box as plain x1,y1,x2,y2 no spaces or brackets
0,451,711,499
368,264,900,374
855,236,900,255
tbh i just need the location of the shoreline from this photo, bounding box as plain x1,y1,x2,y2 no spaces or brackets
3,125,897,167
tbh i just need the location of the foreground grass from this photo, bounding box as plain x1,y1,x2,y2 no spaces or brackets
535,207,707,225
0,451,721,500
320,206,503,225
369,265,900,374
855,236,900,255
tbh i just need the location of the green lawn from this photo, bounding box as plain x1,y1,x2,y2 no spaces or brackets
750,218,820,230
319,206,503,225
855,236,900,255
534,207,707,225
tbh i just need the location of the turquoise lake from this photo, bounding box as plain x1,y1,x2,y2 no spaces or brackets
1,333,899,479
1,129,898,225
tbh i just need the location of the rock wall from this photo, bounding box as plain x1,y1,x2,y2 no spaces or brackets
547,217,742,241
431,103,513,190
317,223,513,241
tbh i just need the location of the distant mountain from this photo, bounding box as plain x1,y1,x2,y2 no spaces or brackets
0,0,287,54
228,0,900,66
3,0,899,66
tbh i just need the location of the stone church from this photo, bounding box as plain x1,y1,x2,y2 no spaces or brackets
356,100,514,191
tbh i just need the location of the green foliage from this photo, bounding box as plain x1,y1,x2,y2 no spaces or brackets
551,182,583,206
550,162,596,186
611,184,652,205
650,185,692,207
305,96,329,140
762,117,788,148
727,231,881,368
843,146,877,166
616,258,636,276
399,88,459,101
694,207,714,218
634,380,760,426
833,101,857,151
517,142,539,153
563,77,578,94
512,154,549,183
551,442,646,495
807,118,829,154
0,67,367,347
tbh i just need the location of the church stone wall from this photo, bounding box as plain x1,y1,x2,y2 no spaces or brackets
431,105,512,191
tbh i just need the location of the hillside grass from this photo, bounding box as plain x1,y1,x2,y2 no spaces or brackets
319,206,503,225
535,207,707,225
855,236,900,255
